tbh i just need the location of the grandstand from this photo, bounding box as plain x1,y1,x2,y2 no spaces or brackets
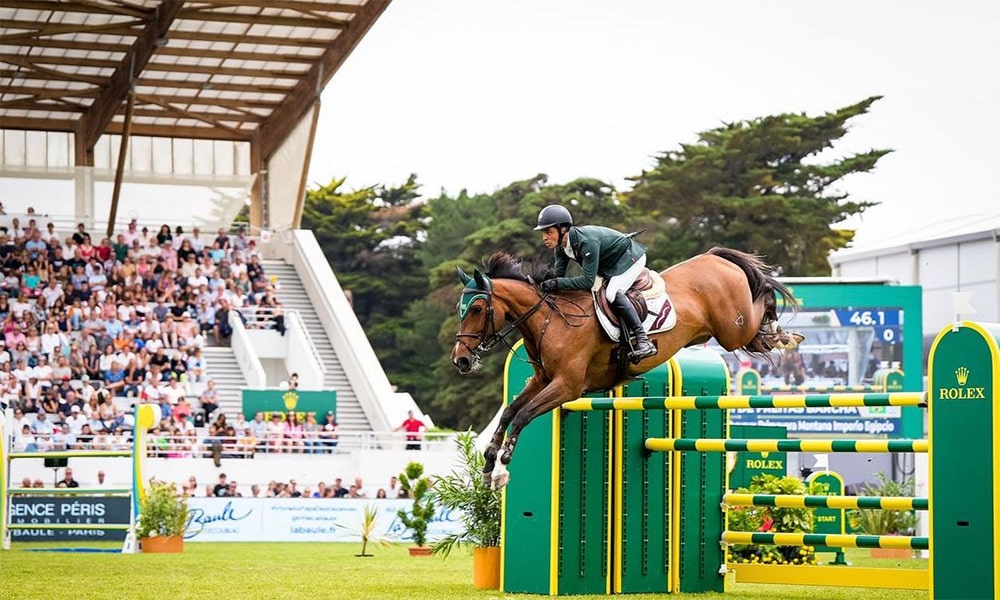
1,1,449,497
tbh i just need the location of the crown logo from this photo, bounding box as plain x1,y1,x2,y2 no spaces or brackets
283,391,299,411
956,367,969,386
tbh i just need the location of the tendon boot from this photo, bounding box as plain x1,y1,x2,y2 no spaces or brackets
612,291,656,363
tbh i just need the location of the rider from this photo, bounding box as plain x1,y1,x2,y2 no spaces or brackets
534,204,656,362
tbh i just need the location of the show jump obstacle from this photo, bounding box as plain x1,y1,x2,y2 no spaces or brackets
1,403,160,552
499,321,1000,599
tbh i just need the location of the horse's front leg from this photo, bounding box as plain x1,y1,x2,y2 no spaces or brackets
496,378,580,485
484,376,545,487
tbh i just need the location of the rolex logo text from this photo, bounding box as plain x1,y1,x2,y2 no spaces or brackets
938,366,985,400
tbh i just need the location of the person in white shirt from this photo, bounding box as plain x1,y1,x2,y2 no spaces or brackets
65,404,88,435
30,356,54,387
40,324,68,359
93,470,111,489
12,359,31,384
14,424,37,452
161,377,185,405
41,279,64,309
187,268,209,290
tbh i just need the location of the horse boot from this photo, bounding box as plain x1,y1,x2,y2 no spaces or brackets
612,290,656,363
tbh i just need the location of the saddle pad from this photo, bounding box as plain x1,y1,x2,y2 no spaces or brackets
594,285,677,343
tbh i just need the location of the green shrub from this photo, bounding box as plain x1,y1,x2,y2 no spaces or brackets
136,480,188,539
726,474,817,565
396,461,437,547
847,472,918,535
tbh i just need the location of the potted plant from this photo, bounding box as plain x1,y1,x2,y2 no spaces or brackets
136,480,188,553
396,461,437,556
432,431,502,589
847,472,919,559
355,504,390,557
726,474,817,566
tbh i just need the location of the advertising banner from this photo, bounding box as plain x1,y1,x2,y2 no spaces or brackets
9,496,130,541
184,497,465,543
728,405,903,436
241,389,337,419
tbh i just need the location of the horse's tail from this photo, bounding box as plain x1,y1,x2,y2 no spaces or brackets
706,247,795,310
707,247,797,359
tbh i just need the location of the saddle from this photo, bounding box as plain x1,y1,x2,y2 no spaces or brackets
594,268,665,327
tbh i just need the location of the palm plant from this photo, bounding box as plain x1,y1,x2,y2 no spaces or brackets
432,431,501,557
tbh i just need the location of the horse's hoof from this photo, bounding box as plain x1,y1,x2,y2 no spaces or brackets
491,471,510,490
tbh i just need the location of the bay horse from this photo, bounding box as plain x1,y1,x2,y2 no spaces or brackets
451,247,803,489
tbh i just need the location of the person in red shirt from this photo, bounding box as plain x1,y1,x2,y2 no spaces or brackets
395,410,426,450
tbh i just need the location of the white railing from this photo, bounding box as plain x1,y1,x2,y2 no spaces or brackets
285,309,325,389
7,430,459,456
229,310,266,388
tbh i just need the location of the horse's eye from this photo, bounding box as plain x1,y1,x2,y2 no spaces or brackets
471,305,483,315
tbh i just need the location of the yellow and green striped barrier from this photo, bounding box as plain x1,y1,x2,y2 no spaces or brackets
561,392,925,412
723,493,928,511
722,531,928,550
645,438,928,453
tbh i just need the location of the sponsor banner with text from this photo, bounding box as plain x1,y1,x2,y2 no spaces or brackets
9,496,130,541
184,497,464,543
728,405,903,436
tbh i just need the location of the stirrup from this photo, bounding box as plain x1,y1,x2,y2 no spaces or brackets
628,340,656,362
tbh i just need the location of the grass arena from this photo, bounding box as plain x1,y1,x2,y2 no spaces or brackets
3,321,996,600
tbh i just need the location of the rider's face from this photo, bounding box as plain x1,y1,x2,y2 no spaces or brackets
540,226,561,249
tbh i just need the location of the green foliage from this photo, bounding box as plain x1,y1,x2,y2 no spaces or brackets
396,461,437,547
726,474,817,565
136,480,188,539
355,504,391,557
303,98,888,429
431,431,502,557
847,472,918,535
627,96,887,275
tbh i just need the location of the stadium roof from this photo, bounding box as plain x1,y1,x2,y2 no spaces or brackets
831,211,1000,263
0,0,389,162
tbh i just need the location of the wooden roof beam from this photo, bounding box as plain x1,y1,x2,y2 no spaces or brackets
257,0,389,159
0,0,153,19
162,29,330,49
0,19,143,43
177,7,349,29
78,1,183,151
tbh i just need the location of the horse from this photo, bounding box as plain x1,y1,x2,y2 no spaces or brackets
451,247,803,489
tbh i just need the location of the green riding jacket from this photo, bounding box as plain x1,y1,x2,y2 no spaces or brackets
551,225,646,291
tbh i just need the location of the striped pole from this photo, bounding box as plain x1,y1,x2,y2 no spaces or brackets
562,393,926,412
723,493,928,511
722,531,928,550
645,438,928,453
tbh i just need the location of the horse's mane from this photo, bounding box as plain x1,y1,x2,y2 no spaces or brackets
484,252,551,284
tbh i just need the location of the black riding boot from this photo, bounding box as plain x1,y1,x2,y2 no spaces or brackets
612,291,656,362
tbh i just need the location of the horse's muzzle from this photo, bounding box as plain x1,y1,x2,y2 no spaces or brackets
453,355,473,374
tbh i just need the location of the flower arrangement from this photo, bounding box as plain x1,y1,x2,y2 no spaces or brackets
136,480,189,539
726,474,817,565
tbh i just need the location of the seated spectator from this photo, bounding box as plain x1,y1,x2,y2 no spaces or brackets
318,411,339,452
75,423,94,449
14,423,37,452
199,379,219,418
51,423,75,451
103,360,127,395
283,412,304,454
266,412,284,452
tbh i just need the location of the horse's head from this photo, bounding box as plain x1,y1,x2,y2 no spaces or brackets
451,266,498,374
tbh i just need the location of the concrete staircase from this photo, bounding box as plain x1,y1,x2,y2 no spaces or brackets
200,346,244,418
262,259,372,432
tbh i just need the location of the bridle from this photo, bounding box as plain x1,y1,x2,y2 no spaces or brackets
454,280,549,360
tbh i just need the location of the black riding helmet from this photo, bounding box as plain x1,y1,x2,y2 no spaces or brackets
534,205,573,230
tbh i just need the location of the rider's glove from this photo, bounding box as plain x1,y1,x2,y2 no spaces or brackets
540,279,559,293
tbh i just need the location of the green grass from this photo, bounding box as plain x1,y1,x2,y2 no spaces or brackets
0,543,928,600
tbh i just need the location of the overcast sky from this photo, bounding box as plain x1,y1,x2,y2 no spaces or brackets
310,0,998,247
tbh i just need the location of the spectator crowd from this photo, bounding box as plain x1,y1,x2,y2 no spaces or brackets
2,207,289,456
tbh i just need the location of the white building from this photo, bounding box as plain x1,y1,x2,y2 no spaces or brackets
830,212,1000,339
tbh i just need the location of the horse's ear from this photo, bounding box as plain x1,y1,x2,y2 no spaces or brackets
456,266,474,287
473,268,492,293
